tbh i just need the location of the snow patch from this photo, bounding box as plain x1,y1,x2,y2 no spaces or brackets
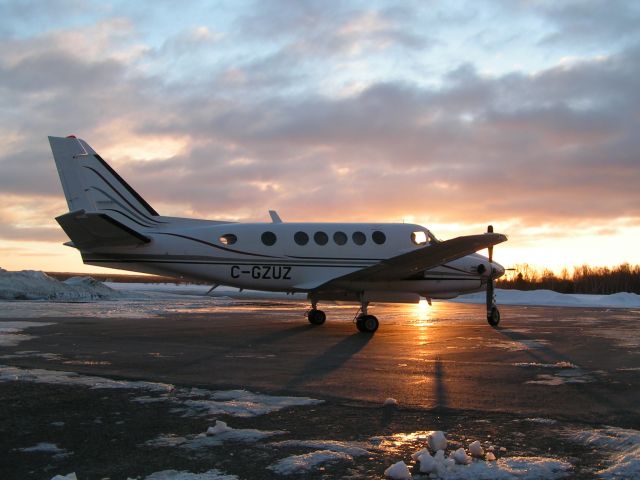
384,460,412,479
145,469,238,480
0,365,174,392
0,270,119,301
50,474,77,480
0,366,321,423
514,362,577,369
268,450,354,475
526,369,594,386
273,439,371,456
173,389,323,417
428,431,448,451
568,426,640,479
19,442,66,454
0,321,54,347
147,424,284,449
524,418,558,425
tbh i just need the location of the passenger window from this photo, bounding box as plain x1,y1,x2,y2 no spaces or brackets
219,234,237,245
411,231,428,245
333,231,347,245
314,231,329,245
294,231,309,245
372,231,386,245
352,231,366,245
261,231,277,246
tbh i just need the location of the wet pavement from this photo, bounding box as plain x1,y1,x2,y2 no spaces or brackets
1,300,639,478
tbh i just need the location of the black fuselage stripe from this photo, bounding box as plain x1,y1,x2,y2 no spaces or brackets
81,258,482,279
156,233,281,259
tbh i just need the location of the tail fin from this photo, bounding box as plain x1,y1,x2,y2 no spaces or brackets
49,136,161,228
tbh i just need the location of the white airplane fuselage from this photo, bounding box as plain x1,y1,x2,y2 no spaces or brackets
80,218,500,301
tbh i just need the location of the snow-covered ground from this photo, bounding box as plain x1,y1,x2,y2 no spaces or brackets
1,268,640,311
0,364,322,418
453,288,640,309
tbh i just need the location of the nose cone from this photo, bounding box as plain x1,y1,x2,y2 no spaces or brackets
492,261,505,278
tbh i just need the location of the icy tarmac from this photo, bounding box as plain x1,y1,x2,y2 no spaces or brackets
1,279,639,479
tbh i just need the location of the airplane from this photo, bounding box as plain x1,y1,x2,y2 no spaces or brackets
49,135,507,333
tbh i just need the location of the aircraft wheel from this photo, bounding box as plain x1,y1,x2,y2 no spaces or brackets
356,314,379,333
487,307,500,327
307,309,326,325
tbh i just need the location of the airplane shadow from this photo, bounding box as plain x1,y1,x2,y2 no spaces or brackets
493,325,636,420
241,324,314,347
495,327,576,365
433,356,448,410
285,333,373,389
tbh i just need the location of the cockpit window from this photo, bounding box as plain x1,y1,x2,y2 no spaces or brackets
219,234,237,245
411,231,428,245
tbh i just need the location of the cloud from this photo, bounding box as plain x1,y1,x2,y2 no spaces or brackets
1,2,639,249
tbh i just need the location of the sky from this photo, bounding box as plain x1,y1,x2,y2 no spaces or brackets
1,0,639,274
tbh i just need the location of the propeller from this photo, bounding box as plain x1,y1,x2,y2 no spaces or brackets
485,225,500,326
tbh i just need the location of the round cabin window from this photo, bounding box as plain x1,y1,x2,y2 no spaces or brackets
314,231,329,245
352,231,366,245
219,234,237,245
261,231,277,246
333,231,347,245
372,231,386,245
294,231,309,245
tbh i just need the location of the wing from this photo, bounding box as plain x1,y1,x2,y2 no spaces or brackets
56,209,150,249
315,232,507,287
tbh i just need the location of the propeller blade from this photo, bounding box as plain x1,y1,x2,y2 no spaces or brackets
487,225,494,263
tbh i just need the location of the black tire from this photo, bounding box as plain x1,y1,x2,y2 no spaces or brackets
356,314,378,333
487,307,500,327
308,309,326,325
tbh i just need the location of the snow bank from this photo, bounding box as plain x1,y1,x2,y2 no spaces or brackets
145,469,238,480
568,427,640,479
452,288,640,309
0,269,119,301
269,450,354,475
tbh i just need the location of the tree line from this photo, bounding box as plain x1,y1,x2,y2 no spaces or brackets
497,263,640,294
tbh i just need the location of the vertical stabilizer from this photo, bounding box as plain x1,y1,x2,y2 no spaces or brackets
48,136,160,229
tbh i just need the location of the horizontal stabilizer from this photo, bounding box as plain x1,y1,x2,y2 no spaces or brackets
319,232,507,286
56,210,150,250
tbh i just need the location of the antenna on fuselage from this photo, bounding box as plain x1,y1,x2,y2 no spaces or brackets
269,210,283,223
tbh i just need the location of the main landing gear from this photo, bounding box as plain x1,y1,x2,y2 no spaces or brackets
355,301,379,333
306,300,379,333
306,307,326,325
